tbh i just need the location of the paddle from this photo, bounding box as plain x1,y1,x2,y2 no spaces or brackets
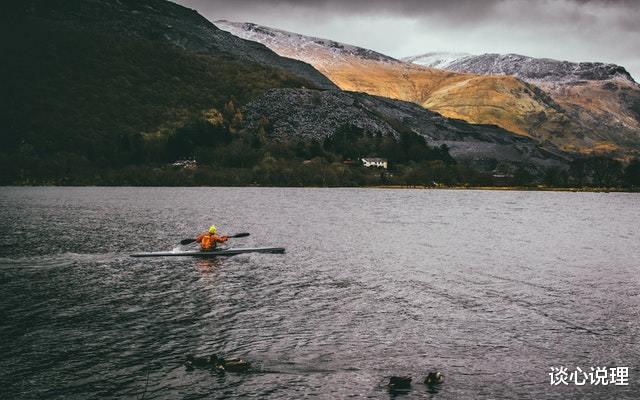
180,232,250,246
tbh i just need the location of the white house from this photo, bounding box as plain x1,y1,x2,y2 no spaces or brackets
361,157,388,169
172,159,197,169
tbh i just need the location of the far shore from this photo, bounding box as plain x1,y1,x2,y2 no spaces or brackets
2,184,638,193
370,185,638,193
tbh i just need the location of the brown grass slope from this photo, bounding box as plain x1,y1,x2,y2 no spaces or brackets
217,21,639,157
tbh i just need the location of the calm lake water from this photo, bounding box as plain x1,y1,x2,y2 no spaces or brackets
1,187,639,399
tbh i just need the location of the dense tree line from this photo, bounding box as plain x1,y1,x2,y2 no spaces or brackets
2,102,638,188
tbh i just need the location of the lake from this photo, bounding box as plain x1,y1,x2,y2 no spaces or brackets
0,187,638,399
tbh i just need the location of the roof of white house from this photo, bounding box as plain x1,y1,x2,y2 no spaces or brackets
361,157,387,162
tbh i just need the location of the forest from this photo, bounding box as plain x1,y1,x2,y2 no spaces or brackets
2,101,638,189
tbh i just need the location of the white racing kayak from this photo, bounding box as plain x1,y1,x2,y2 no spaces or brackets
130,247,285,258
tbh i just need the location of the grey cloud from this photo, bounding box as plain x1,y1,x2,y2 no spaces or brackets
177,0,640,20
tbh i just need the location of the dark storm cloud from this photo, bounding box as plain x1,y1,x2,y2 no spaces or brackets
175,0,640,79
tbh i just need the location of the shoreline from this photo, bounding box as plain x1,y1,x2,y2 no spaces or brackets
2,184,638,193
370,185,638,193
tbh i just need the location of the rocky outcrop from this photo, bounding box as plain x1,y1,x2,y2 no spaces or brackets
243,88,569,167
406,52,636,84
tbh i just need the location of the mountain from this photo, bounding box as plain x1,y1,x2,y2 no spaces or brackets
403,52,472,70
1,0,574,186
242,88,567,168
215,21,571,138
405,52,640,156
216,21,640,158
8,0,336,90
214,23,570,139
1,0,336,163
404,52,635,83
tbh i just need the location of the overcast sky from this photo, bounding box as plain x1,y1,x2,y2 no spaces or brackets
175,0,640,80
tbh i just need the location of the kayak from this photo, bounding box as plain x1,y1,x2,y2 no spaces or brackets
130,247,285,258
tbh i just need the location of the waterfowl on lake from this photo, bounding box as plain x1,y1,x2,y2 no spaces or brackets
388,376,412,389
424,371,444,385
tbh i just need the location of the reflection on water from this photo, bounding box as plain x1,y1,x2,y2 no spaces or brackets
196,258,225,273
0,187,639,399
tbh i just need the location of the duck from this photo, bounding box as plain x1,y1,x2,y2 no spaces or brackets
222,358,251,372
388,376,412,390
424,371,444,385
185,354,210,370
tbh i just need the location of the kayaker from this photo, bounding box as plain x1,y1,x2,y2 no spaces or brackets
196,225,229,251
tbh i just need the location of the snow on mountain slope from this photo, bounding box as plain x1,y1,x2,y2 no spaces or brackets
402,52,472,69
215,20,400,67
406,52,636,84
405,52,640,155
218,20,640,157
215,21,578,144
402,52,634,83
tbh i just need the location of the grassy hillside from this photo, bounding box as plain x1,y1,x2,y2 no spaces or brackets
1,24,310,164
216,20,640,159
1,1,636,188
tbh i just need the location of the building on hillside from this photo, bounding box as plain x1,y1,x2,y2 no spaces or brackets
172,159,197,169
361,157,388,169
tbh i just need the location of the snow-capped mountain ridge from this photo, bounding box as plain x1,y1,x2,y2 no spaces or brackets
405,52,636,84
402,52,472,69
215,20,640,156
215,20,401,66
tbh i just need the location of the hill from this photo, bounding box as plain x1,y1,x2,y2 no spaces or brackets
4,0,636,187
1,0,334,165
242,88,567,168
405,52,640,157
217,21,640,158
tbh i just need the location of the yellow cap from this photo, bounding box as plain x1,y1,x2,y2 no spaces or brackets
208,225,217,234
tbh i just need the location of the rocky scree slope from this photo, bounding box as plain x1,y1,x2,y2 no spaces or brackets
243,88,568,168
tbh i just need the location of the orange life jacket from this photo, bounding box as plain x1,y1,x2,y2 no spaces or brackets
200,234,213,250
197,233,228,251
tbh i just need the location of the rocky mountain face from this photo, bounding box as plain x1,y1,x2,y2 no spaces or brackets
405,52,640,156
405,52,635,83
218,21,640,158
215,21,400,66
243,89,568,168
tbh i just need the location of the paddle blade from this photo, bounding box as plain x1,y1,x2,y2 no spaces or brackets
180,238,197,245
231,232,250,238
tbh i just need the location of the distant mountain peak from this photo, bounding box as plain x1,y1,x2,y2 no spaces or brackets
405,51,636,84
218,20,640,156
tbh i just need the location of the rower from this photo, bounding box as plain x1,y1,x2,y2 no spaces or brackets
196,225,229,251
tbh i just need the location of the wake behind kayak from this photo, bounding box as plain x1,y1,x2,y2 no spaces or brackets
130,247,285,258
